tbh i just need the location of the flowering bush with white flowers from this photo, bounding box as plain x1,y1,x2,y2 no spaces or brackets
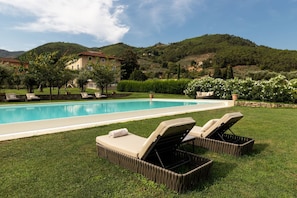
184,75,295,103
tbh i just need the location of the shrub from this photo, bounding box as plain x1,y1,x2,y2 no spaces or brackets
117,79,191,94
184,75,295,102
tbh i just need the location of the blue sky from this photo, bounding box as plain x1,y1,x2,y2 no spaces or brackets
0,0,297,51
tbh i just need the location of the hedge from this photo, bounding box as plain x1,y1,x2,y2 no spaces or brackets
117,79,191,94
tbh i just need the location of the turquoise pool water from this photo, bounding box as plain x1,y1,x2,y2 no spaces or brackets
0,99,201,124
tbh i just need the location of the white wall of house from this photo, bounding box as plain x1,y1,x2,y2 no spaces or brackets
66,51,122,89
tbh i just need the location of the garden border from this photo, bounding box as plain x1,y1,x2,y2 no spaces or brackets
235,100,297,108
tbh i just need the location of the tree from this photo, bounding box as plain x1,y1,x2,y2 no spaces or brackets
226,65,234,79
0,64,12,90
76,69,92,92
23,73,37,93
55,69,75,95
120,50,139,80
90,59,117,94
28,51,74,100
129,70,147,81
213,66,222,78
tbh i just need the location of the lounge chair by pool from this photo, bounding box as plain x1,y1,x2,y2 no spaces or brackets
5,93,22,102
96,117,212,193
26,93,40,101
186,112,254,156
94,92,107,99
81,92,94,99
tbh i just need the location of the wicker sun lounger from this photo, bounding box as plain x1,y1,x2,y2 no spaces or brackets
94,92,107,99
96,117,213,193
81,92,94,99
5,93,22,102
187,112,254,156
26,93,40,101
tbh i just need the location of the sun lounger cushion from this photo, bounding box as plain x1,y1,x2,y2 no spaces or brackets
138,117,195,159
96,117,195,159
201,119,219,132
189,112,243,138
26,93,40,100
95,92,107,98
96,133,146,158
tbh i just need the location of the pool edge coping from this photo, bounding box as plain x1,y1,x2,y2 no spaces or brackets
0,99,234,142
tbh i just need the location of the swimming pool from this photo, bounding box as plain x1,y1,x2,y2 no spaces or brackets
0,99,200,124
0,98,233,141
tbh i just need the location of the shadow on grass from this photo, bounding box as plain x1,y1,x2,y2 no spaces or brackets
180,144,209,154
191,160,238,192
250,143,269,156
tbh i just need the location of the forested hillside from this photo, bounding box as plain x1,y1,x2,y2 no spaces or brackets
5,34,297,75
17,42,89,60
0,49,24,58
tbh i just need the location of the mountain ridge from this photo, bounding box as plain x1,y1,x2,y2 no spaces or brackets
1,34,297,73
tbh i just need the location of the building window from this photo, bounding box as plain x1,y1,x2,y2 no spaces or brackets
89,57,92,61
101,58,105,62
77,65,79,70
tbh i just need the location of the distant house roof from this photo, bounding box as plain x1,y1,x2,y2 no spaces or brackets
78,51,122,61
79,51,114,59
0,57,22,65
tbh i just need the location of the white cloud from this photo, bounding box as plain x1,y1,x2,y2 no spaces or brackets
0,0,129,43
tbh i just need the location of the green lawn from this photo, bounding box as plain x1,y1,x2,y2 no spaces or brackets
1,105,297,197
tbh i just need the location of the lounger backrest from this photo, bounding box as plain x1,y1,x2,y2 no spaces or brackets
6,93,16,99
138,117,196,160
81,92,88,97
202,112,243,138
26,93,34,99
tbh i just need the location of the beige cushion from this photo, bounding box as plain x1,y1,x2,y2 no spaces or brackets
188,112,243,138
138,117,195,159
189,126,204,137
96,133,146,158
96,117,195,159
201,119,218,132
206,91,214,96
201,92,208,97
201,112,243,138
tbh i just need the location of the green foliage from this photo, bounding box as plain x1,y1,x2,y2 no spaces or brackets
129,70,147,81
27,51,74,98
120,50,139,80
117,79,191,94
98,43,135,58
12,34,297,81
76,69,92,92
184,75,295,102
290,78,297,88
91,62,117,94
0,64,12,87
225,65,234,79
213,66,222,78
247,70,279,80
18,42,87,60
23,73,37,93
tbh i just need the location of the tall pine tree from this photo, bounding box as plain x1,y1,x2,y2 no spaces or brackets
120,50,139,80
